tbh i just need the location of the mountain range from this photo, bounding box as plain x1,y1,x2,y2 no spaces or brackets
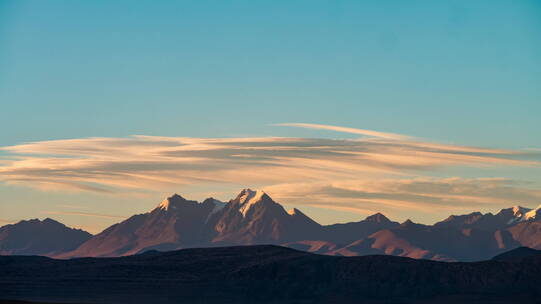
2,188,541,261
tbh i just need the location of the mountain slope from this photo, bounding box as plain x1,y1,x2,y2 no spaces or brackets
284,212,400,254
0,218,91,256
63,189,323,257
62,194,221,257
211,189,322,244
331,219,522,261
507,220,541,249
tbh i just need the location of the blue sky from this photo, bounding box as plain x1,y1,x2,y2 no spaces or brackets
1,1,540,232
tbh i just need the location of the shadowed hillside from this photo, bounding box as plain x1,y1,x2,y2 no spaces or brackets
2,245,541,304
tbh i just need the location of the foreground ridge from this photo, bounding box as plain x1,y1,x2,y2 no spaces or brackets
2,245,541,304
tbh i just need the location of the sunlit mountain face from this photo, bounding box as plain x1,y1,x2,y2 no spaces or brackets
3,189,540,263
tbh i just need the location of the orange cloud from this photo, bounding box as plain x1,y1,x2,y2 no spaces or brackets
0,125,539,217
0,219,16,225
42,211,126,220
265,178,541,218
274,123,410,140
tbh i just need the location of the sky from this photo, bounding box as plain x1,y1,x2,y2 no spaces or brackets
0,0,540,233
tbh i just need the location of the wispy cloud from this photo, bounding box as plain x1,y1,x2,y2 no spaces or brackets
0,219,16,225
274,123,411,140
56,204,88,210
0,124,539,214
265,178,541,216
43,211,126,220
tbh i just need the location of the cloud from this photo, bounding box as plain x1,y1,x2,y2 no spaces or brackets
0,219,15,225
265,178,541,217
274,123,411,140
0,124,539,215
42,211,126,220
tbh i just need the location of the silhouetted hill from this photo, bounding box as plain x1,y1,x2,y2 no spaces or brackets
0,300,78,304
2,245,541,303
492,246,541,261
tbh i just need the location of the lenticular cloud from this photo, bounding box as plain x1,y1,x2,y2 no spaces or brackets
0,125,539,213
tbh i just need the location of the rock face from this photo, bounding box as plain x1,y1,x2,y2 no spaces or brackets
210,189,320,244
62,194,223,257
507,220,541,249
6,189,541,261
62,189,327,257
2,245,541,304
0,218,91,256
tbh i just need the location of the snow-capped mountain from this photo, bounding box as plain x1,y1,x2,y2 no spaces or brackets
5,189,540,261
433,205,541,232
506,206,541,250
236,189,268,217
508,205,541,224
60,189,325,257
210,189,323,245
61,194,224,257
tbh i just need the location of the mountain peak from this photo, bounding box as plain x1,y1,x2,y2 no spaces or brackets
237,188,265,198
365,213,390,223
499,205,540,225
202,197,223,205
157,194,187,211
400,219,425,229
202,198,226,223
12,218,62,227
287,208,311,219
402,219,415,225
438,212,483,225
497,205,530,216
42,218,64,226
512,205,529,217
235,189,269,217
0,218,92,256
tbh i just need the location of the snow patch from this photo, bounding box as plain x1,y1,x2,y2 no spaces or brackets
158,198,176,211
507,205,541,224
238,189,266,217
512,206,528,217
156,194,185,211
524,204,541,221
